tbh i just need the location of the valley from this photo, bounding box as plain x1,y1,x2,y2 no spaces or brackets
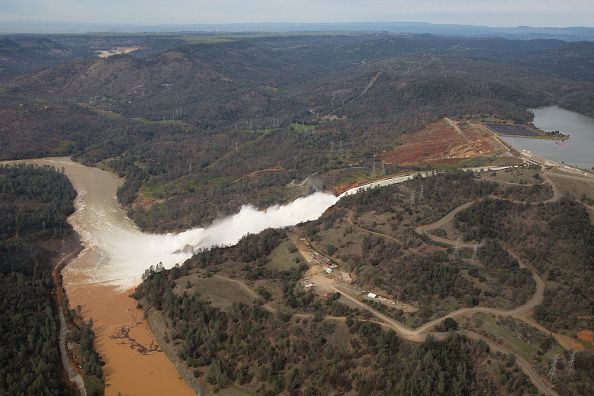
1,29,594,396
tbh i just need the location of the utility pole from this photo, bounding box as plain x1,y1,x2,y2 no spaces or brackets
548,355,559,382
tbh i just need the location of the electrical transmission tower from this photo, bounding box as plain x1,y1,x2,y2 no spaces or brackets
471,243,479,261
567,351,576,376
548,355,559,382
451,238,460,260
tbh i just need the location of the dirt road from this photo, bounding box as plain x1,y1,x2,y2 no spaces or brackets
53,248,87,396
289,187,574,396
463,331,559,396
415,201,477,248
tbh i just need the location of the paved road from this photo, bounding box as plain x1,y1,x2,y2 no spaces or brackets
55,250,87,396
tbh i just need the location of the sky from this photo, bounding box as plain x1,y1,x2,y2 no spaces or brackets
1,0,593,28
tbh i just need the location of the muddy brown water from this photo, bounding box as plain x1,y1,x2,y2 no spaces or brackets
4,156,339,395
10,157,195,396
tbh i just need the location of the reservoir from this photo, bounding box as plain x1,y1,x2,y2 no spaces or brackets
501,106,594,170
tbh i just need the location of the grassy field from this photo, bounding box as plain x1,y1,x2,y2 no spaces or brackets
289,123,316,133
479,166,543,185
175,275,255,309
473,313,537,359
547,172,594,201
266,241,301,271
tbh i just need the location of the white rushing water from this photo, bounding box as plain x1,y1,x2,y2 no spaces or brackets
8,157,508,289
88,192,339,288
10,157,338,288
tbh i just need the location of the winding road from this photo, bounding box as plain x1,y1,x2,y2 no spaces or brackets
215,168,582,395
293,173,580,396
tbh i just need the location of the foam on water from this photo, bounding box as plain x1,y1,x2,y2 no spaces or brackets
5,157,515,290
79,191,339,289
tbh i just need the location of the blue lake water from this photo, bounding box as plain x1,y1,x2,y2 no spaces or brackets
501,106,594,170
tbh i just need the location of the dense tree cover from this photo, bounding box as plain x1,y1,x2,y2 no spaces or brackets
456,198,594,333
238,229,285,262
476,240,534,304
304,173,527,321
341,171,496,222
0,34,181,80
2,35,594,232
0,165,76,395
67,308,105,394
136,266,534,395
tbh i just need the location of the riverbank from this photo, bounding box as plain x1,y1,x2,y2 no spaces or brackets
7,142,590,395
7,157,195,396
51,233,87,396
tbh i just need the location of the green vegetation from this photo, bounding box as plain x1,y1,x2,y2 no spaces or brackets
300,172,533,322
0,165,77,395
289,123,316,132
3,34,594,232
456,198,594,334
135,232,535,395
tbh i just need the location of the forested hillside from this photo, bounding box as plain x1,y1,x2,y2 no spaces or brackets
0,34,182,80
2,34,594,232
0,164,105,395
456,198,594,334
135,228,534,395
135,169,593,395
0,165,77,395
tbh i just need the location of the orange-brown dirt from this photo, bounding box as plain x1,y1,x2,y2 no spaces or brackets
131,191,159,209
377,119,502,165
577,329,594,346
63,250,194,396
334,179,367,195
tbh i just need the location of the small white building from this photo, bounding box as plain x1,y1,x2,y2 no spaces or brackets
367,292,377,299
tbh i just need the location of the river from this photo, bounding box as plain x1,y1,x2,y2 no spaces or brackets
12,157,338,396
500,106,594,170
9,157,515,395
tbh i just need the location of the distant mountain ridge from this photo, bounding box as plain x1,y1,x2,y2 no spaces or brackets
2,21,594,41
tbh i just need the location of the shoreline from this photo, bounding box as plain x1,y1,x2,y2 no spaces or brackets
52,233,87,396
3,130,591,395
3,157,195,396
